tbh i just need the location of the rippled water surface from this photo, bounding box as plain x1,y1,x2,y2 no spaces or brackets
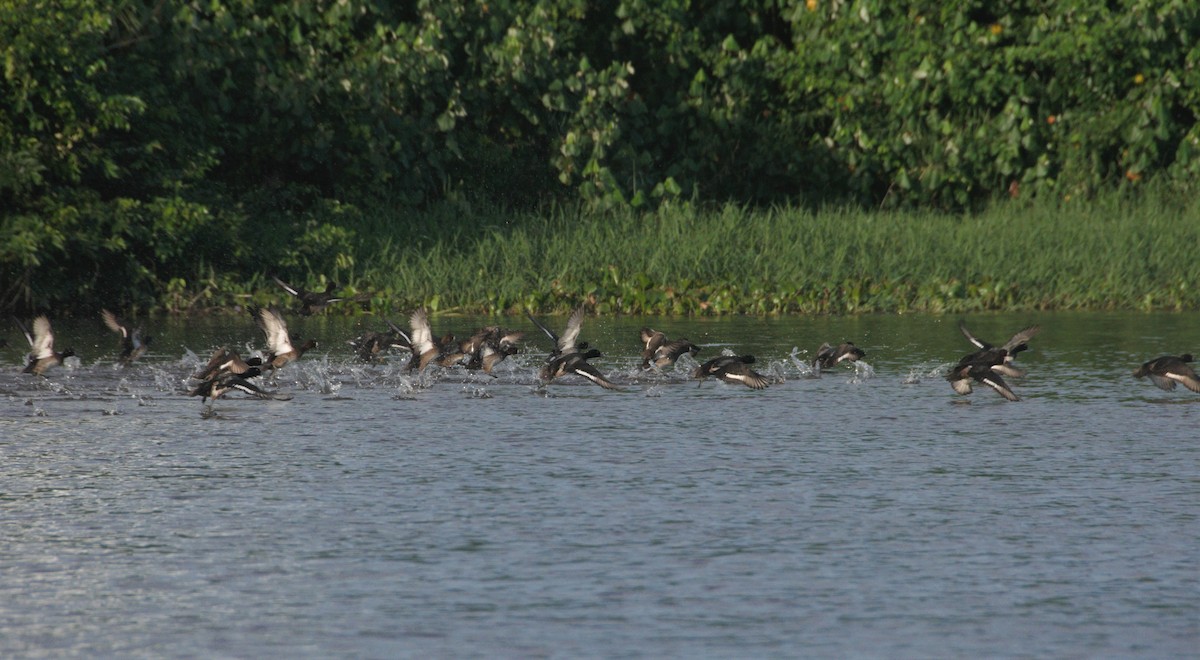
2,312,1197,657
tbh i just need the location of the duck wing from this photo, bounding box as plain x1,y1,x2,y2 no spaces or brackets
949,376,975,396
654,339,698,366
101,309,129,338
958,321,991,350
13,317,34,350
272,275,302,297
254,306,295,355
1168,368,1200,393
568,358,622,390
557,307,585,354
408,308,435,356
29,316,56,360
1002,325,1041,354
726,366,770,390
978,371,1020,401
525,311,559,344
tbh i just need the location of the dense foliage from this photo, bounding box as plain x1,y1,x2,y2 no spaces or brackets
2,0,1198,313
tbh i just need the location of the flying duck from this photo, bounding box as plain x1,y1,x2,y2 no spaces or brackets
947,322,1040,400
349,320,413,363
272,276,345,315
693,355,769,390
251,305,317,369
405,308,463,372
1133,354,1200,393
194,347,263,381
639,327,700,369
101,309,152,365
190,373,290,403
957,321,1040,377
946,359,1021,401
526,307,587,362
15,316,75,376
460,326,525,374
541,347,622,390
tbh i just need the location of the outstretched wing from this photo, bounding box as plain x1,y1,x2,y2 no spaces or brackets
958,321,990,350
557,307,585,354
979,372,1020,401
570,360,622,390
408,308,435,356
254,306,295,355
525,310,559,344
101,309,129,338
1002,325,1041,354
272,275,301,297
30,316,55,360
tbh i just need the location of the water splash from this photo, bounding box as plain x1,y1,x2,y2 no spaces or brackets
788,347,820,379
848,360,876,384
765,359,789,384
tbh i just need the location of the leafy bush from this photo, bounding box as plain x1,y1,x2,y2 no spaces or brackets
2,0,1198,313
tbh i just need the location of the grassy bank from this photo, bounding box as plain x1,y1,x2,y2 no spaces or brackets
167,188,1199,317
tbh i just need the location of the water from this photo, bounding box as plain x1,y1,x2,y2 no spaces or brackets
2,312,1197,657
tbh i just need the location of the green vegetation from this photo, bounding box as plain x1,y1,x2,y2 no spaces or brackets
163,187,1200,316
2,1,1198,314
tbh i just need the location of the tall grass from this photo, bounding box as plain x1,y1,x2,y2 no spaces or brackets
232,187,1200,316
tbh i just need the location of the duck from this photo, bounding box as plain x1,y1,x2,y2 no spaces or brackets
405,308,462,372
946,358,1021,401
349,320,413,363
190,372,290,403
526,307,587,362
272,275,345,315
692,355,769,390
957,321,1040,377
15,316,75,376
946,322,1039,400
460,325,525,374
639,327,700,369
100,309,152,365
541,347,622,390
194,347,263,381
813,341,866,370
251,305,317,369
1133,354,1200,393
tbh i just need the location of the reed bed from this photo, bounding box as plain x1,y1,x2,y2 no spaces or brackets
236,188,1200,317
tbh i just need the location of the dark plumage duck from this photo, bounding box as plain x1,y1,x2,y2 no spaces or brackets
814,341,865,370
957,321,1040,378
526,307,587,361
273,276,345,315
526,308,617,389
947,322,1039,400
1133,354,1200,393
349,320,412,363
101,309,152,365
639,327,700,369
194,347,263,381
190,373,290,403
251,306,317,369
541,347,622,390
946,359,1020,401
15,316,75,376
693,355,769,390
460,326,524,374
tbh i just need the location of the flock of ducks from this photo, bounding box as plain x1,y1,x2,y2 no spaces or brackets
9,278,1200,403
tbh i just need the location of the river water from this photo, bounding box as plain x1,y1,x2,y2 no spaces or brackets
2,311,1197,657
